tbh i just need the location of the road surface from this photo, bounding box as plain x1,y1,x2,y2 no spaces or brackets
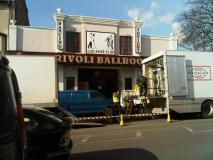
70,118,213,160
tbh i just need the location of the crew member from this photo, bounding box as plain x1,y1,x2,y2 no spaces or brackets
137,76,148,96
123,95,133,115
113,91,121,114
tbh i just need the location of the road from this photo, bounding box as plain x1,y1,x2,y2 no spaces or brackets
70,118,213,160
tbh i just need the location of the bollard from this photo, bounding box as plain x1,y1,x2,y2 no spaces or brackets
167,112,171,123
120,114,124,126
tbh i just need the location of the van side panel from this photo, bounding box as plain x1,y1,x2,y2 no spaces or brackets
58,92,72,110
89,91,110,113
58,90,113,115
71,91,90,114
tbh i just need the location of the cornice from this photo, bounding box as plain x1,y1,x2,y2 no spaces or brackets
57,14,135,27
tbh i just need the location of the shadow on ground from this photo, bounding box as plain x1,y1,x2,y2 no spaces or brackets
170,112,200,120
70,148,158,160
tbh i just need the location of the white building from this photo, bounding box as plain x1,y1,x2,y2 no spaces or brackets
8,9,177,97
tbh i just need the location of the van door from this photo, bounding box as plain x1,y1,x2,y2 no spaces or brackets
166,55,188,96
72,91,90,114
89,91,108,113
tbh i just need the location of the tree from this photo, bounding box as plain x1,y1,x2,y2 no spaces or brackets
177,0,213,51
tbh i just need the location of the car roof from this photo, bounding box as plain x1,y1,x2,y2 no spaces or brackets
23,105,49,112
59,90,99,93
23,105,65,124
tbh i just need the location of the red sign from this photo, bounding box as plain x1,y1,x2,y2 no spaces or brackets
187,66,211,80
57,54,144,66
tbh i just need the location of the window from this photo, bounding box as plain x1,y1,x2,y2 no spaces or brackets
120,36,132,55
66,77,75,90
73,92,88,101
0,68,16,116
0,33,7,54
66,31,80,52
91,92,104,99
125,78,132,90
0,67,19,143
0,34,6,54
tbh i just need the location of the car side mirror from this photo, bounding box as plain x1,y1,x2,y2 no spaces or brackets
24,117,38,132
64,117,74,124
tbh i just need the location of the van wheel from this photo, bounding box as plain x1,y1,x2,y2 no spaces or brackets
201,101,213,118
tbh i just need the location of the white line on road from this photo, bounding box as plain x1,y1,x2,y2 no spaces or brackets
80,135,91,143
182,126,213,134
197,129,213,133
182,126,194,133
136,130,143,138
76,136,144,146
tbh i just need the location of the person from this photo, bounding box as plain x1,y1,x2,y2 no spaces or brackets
123,95,134,115
88,33,96,49
137,75,148,96
112,91,122,114
105,35,113,50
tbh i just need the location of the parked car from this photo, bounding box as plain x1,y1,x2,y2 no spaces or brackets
58,90,113,116
23,105,72,160
0,55,27,160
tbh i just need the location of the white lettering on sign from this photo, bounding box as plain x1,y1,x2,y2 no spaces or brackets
186,66,211,80
136,27,141,53
57,20,63,50
56,54,144,66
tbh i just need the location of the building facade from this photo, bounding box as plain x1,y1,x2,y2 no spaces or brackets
0,0,29,54
8,9,177,97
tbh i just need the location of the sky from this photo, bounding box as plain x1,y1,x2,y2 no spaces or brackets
25,0,186,37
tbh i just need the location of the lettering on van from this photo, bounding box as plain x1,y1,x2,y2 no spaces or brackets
187,66,211,80
56,54,144,66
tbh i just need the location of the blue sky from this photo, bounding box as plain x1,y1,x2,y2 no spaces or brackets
26,0,186,37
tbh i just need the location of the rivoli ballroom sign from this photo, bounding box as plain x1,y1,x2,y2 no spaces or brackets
57,54,144,67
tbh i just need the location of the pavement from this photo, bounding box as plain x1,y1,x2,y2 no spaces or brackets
70,118,213,160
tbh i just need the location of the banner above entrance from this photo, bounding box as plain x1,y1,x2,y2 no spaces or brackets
57,54,145,67
6,51,145,67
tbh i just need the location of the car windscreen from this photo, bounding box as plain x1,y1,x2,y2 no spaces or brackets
0,67,17,143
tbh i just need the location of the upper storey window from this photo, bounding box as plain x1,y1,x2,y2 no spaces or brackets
66,31,80,52
120,36,132,55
